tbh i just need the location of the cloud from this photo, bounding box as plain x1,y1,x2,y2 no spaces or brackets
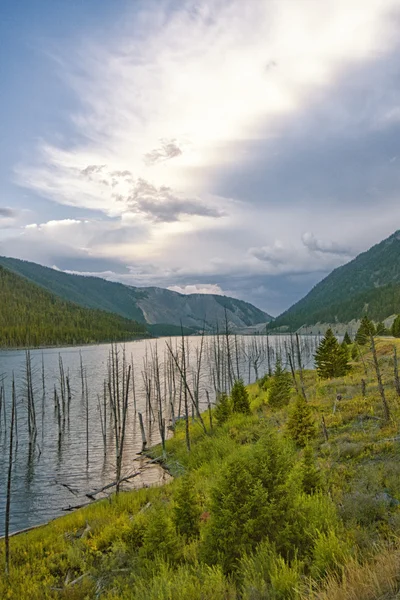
0,207,17,218
167,283,224,295
15,0,399,215
126,178,224,222
144,139,182,166
301,232,351,255
6,0,400,315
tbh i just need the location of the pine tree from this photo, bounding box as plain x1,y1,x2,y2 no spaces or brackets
392,315,400,337
301,446,321,494
287,395,316,447
355,316,376,345
314,328,350,379
231,379,251,415
173,476,201,540
376,321,387,335
268,359,292,408
214,392,231,425
343,331,352,345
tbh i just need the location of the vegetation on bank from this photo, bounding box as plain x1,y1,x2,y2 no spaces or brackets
0,266,148,348
3,337,400,598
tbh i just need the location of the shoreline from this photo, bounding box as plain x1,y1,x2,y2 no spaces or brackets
1,452,172,541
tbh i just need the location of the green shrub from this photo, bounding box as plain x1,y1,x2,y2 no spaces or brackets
202,430,294,574
269,360,292,408
240,541,302,600
173,476,201,540
140,504,180,563
301,446,321,495
231,379,251,415
286,396,316,447
311,528,352,579
214,392,231,425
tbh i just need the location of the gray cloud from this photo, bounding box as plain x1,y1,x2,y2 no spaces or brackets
0,207,17,218
80,164,106,177
126,178,224,222
144,139,182,166
301,232,350,256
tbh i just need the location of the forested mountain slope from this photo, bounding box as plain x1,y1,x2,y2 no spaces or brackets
0,266,147,347
0,256,272,330
270,231,400,330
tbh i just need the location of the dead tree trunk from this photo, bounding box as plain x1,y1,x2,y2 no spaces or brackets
5,376,16,576
370,334,390,422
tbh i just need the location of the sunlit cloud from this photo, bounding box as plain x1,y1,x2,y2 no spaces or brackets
6,0,400,313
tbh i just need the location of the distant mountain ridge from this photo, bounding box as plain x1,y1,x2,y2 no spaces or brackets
0,266,147,348
270,231,400,331
0,256,272,331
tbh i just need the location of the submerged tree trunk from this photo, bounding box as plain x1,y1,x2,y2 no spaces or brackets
5,376,16,576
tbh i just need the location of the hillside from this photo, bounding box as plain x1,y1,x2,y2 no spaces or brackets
0,256,272,330
3,339,400,599
0,266,147,347
270,231,400,330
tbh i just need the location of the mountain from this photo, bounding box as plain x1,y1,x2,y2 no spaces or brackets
0,256,272,331
0,266,148,348
270,231,400,331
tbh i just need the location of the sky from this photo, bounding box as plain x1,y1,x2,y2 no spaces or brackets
2,0,400,316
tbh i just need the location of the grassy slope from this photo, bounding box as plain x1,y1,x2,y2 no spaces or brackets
0,266,148,347
2,340,400,598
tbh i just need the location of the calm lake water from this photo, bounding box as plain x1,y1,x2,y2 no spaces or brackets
0,334,319,535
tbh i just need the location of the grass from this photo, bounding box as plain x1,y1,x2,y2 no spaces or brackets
2,338,400,598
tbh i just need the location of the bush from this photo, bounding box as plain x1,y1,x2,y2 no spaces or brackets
173,476,201,540
231,379,251,415
214,393,231,425
202,431,294,574
140,504,180,563
240,541,302,600
311,528,352,579
286,396,316,447
269,360,292,408
300,446,321,495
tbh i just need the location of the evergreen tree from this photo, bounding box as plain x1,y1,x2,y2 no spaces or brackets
286,395,316,447
203,432,294,574
392,315,400,337
314,328,350,379
173,476,201,540
214,392,231,425
268,359,292,408
351,343,359,360
301,446,321,495
355,316,376,345
343,331,352,345
376,321,388,336
231,379,251,415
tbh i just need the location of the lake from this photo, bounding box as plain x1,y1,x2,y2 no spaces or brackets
0,334,319,535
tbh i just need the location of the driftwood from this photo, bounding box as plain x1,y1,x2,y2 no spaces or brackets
55,479,80,496
85,457,164,499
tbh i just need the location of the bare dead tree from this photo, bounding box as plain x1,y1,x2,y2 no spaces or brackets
370,334,390,422
295,333,307,400
393,346,400,397
5,376,16,576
